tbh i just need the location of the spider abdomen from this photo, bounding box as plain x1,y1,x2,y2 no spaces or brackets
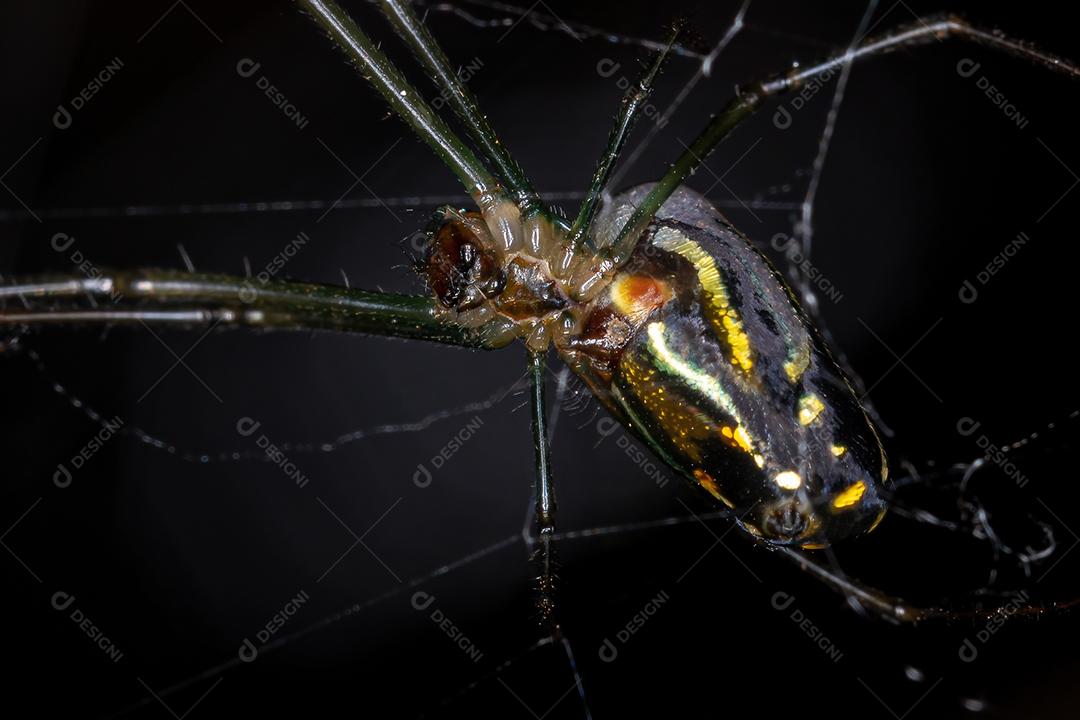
558,185,889,547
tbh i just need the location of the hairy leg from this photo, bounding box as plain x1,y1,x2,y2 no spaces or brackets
0,270,511,348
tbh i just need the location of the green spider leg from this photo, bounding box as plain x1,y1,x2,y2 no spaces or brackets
0,271,509,348
299,0,498,207
527,349,560,625
608,13,1080,265
776,544,1080,625
565,24,681,251
299,0,543,221
377,0,542,217
526,348,593,718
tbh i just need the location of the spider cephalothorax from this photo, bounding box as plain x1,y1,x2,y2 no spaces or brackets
419,201,615,351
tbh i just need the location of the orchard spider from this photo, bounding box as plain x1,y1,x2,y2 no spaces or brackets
2,0,1079,715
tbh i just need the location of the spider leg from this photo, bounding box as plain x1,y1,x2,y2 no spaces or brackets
525,349,594,719
378,0,541,217
766,14,1080,93
297,0,498,205
527,348,560,631
794,475,875,618
565,24,680,250
775,545,929,623
0,270,512,348
609,13,1080,263
774,545,1080,624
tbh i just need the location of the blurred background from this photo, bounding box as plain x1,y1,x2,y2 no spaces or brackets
2,0,1080,717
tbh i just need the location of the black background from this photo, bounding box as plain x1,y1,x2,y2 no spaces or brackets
2,1,1080,717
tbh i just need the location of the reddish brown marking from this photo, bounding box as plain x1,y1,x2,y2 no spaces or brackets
693,468,733,507
611,274,672,320
421,212,502,310
562,273,672,374
621,276,666,307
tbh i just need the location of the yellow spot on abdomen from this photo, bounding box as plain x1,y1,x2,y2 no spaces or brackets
719,425,760,465
832,480,867,510
774,470,802,490
733,425,753,453
784,342,810,384
798,393,826,426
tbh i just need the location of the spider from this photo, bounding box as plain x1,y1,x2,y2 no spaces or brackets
2,0,1079,716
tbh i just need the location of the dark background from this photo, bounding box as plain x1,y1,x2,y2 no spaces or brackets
2,0,1079,717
